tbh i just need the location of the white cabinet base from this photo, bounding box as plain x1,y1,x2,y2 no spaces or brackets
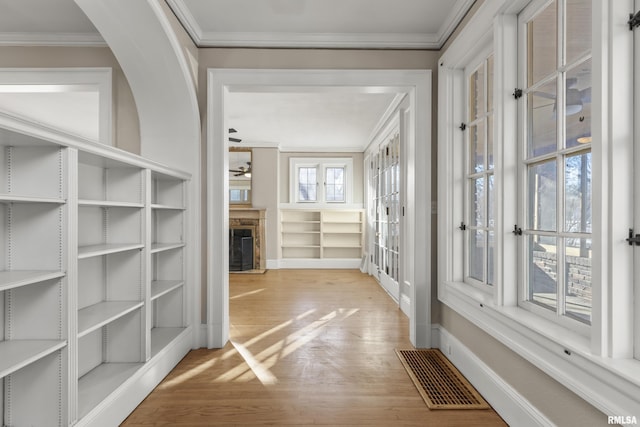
76,326,192,427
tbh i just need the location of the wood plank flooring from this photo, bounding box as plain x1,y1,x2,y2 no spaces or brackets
122,269,506,426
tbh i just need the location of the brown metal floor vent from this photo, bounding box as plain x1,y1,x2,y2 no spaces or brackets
396,349,490,410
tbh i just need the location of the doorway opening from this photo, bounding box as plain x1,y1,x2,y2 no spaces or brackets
207,69,432,349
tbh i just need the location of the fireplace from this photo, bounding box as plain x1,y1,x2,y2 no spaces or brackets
229,228,253,271
229,208,266,271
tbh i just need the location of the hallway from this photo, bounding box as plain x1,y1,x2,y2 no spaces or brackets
122,270,505,426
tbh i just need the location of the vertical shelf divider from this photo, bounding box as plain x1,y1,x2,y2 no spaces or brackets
66,147,79,425
143,169,152,361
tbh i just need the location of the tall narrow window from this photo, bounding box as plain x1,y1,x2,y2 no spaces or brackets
325,166,345,202
298,166,317,202
522,0,592,326
466,54,495,288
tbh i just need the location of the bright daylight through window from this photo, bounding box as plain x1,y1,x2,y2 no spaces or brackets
466,54,495,289
521,0,592,326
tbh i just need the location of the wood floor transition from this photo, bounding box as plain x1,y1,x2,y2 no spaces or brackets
122,269,506,426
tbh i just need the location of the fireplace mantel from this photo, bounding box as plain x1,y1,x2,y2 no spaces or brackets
229,208,266,270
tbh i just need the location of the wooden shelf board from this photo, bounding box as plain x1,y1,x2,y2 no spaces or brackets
324,245,362,249
322,231,361,234
78,243,144,259
79,199,144,208
151,203,185,210
150,327,187,357
151,242,185,253
281,231,320,234
78,301,144,338
282,220,321,224
78,362,143,419
281,245,321,248
323,221,361,224
151,280,184,301
0,270,65,292
0,340,66,378
0,194,65,204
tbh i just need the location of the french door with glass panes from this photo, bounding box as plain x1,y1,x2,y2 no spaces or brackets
372,133,400,300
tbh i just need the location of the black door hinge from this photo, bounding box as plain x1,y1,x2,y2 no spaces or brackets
626,228,640,246
513,225,523,236
629,10,640,30
513,88,523,99
459,123,467,131
386,146,389,156
458,222,467,231
402,206,405,216
386,206,389,215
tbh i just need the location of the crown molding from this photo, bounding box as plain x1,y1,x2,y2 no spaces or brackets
167,0,472,49
435,0,476,46
0,32,106,47
196,31,440,49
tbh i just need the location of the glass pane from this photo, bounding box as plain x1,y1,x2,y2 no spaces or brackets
565,59,592,148
528,161,557,231
566,0,592,66
298,167,317,201
565,237,592,324
487,115,494,170
487,55,494,113
469,121,485,173
468,230,485,282
528,235,558,312
564,151,592,233
528,1,557,86
470,177,485,227
469,63,485,120
487,231,494,286
528,78,557,157
325,167,345,202
488,174,494,228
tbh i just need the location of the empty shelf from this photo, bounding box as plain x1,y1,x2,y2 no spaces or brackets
151,327,187,357
78,243,144,259
78,301,144,338
78,362,143,419
151,280,184,301
0,194,65,204
151,243,185,253
79,199,144,208
0,270,65,292
0,340,66,378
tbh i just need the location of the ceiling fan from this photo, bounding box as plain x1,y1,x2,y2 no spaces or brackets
533,77,591,116
228,128,242,143
229,161,252,177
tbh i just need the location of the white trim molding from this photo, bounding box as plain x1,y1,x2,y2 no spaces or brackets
0,68,113,146
167,0,473,49
208,68,432,349
0,32,105,47
432,324,554,427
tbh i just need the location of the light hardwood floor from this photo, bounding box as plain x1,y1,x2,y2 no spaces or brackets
122,269,506,426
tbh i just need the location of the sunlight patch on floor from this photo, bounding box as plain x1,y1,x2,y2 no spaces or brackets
230,288,266,300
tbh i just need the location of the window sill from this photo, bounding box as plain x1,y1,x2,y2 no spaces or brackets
439,280,640,417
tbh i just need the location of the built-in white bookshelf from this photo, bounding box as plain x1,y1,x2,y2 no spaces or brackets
280,209,364,267
149,172,186,358
0,120,191,426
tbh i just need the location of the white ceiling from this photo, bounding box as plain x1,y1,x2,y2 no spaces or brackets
226,91,400,152
0,0,472,151
168,0,474,49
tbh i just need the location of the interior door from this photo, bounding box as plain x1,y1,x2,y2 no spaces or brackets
372,133,401,301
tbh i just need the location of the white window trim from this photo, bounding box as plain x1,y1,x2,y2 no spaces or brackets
437,0,640,417
0,68,113,145
289,157,353,206
463,45,495,292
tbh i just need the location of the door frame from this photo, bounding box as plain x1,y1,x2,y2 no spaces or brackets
206,68,432,349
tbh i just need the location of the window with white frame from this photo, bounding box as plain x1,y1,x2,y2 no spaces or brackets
465,53,495,289
290,158,353,204
520,0,592,328
438,0,640,415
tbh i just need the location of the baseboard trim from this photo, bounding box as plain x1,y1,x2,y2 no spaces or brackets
76,326,193,427
276,258,362,269
431,324,554,427
400,293,411,317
